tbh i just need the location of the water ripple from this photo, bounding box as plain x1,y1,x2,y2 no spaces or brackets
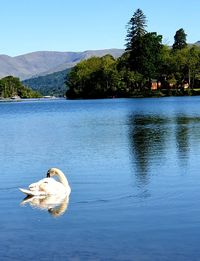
0,186,19,191
73,192,138,205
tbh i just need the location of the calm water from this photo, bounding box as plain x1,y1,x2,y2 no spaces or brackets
1,97,200,260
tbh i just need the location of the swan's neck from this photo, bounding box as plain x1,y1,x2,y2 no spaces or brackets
56,170,69,188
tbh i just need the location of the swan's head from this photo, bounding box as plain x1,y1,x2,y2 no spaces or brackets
46,168,70,191
47,168,61,178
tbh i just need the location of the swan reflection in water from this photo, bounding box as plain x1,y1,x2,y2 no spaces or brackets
20,194,70,217
19,168,71,217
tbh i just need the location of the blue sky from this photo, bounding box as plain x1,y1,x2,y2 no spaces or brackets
0,0,199,56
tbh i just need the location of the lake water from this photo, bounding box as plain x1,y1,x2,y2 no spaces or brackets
1,97,200,260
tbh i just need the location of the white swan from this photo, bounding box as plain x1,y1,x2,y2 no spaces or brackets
19,168,71,196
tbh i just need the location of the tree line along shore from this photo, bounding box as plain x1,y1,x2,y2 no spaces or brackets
66,9,200,99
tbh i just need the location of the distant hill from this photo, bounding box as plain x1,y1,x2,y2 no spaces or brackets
195,41,200,46
0,49,124,80
23,69,70,96
0,42,199,81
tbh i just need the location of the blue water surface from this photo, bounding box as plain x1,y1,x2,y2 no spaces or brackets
1,97,200,261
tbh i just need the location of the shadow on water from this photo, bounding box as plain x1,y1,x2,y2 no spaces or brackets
128,113,200,187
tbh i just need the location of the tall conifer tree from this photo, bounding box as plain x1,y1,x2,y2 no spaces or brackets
172,28,187,51
125,8,147,51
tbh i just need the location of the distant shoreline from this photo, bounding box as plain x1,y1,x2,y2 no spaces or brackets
0,96,60,103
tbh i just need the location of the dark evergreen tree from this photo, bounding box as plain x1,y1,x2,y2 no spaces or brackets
125,9,163,87
172,28,187,51
125,9,148,72
125,8,147,51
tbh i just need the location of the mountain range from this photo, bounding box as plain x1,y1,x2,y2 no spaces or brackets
0,49,124,80
1,41,200,81
2,43,200,96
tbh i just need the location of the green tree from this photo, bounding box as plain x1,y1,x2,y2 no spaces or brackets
117,53,144,92
163,46,200,90
125,9,147,72
66,57,102,98
186,46,200,88
0,76,41,98
66,55,120,98
137,32,163,86
167,48,187,87
125,8,147,51
125,9,164,89
172,28,187,51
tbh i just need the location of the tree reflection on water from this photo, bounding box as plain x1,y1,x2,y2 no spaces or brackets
128,113,200,187
128,114,169,186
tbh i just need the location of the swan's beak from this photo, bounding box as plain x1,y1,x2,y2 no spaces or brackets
47,170,50,178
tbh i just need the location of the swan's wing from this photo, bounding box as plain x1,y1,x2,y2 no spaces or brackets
19,188,46,196
37,178,67,195
19,178,69,196
29,178,48,191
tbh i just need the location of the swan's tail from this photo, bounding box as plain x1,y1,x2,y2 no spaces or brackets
19,188,46,196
